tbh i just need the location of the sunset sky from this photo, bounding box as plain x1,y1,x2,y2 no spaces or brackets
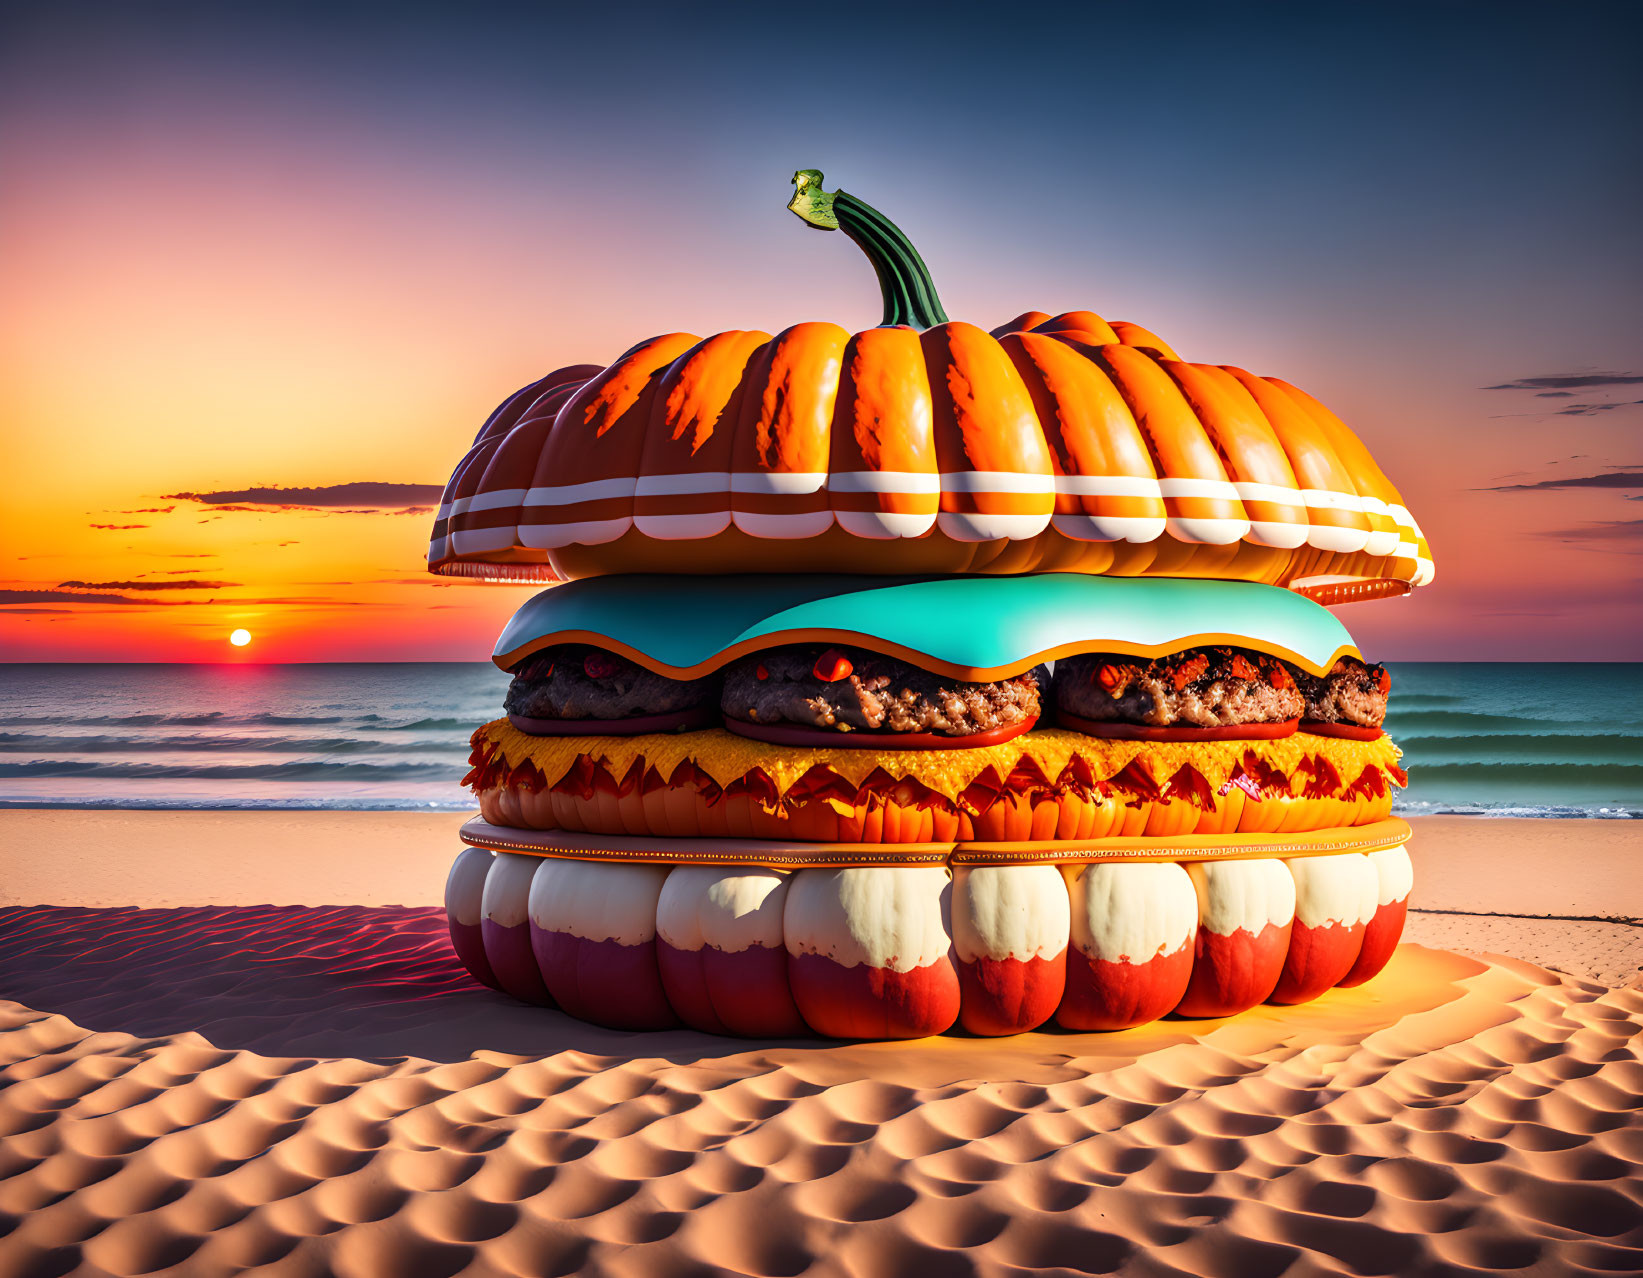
2,3,1639,662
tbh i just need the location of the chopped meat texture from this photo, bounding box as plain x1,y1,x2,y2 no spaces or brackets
723,647,1044,737
1287,657,1390,727
1057,648,1304,728
504,645,717,720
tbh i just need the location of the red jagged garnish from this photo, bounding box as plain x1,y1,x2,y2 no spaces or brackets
812,649,853,682
1172,653,1210,690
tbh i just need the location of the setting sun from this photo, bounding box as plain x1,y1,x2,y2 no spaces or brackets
229,629,252,647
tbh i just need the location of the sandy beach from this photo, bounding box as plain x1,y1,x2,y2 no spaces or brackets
2,811,1640,1275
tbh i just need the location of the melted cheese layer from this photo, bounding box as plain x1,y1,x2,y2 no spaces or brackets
472,720,1404,803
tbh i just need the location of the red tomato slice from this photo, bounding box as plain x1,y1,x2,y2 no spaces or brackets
1055,711,1300,741
1298,720,1386,742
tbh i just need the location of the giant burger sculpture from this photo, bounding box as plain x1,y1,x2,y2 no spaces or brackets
431,171,1431,1038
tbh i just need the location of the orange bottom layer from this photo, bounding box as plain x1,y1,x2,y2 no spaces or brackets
477,780,1393,844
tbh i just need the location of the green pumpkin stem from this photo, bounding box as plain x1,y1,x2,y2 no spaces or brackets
789,169,950,329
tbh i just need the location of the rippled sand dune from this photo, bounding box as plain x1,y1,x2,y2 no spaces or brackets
2,897,1640,1277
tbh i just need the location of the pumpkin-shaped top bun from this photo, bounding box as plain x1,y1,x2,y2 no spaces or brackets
428,171,1432,604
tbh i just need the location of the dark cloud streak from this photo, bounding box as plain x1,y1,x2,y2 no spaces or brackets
1,589,385,609
1482,469,1643,492
1487,399,1643,419
1533,520,1643,553
1550,399,1643,417
165,483,444,508
57,579,241,591
1537,519,1643,539
0,589,203,607
1485,373,1643,391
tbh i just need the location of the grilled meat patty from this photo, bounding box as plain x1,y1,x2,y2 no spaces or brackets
722,646,1044,736
1288,657,1390,727
504,646,717,720
1057,648,1303,728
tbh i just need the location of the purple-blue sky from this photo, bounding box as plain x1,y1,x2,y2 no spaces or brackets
2,2,1640,660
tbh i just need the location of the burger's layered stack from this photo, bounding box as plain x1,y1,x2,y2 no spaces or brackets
429,172,1432,1039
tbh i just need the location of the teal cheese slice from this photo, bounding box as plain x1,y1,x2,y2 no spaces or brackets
492,574,1361,679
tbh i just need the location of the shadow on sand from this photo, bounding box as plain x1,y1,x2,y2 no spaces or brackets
0,905,1492,1080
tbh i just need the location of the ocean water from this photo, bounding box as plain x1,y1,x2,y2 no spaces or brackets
1383,663,1641,819
0,663,1637,818
0,664,507,812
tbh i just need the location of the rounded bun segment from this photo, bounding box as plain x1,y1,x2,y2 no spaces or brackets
427,316,1432,591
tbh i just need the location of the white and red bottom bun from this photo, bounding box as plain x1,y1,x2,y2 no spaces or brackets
445,841,1413,1040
